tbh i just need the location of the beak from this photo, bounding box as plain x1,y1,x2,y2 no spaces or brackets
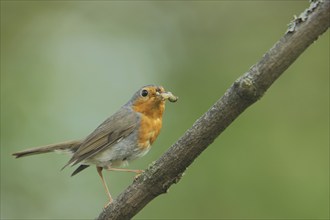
157,91,178,102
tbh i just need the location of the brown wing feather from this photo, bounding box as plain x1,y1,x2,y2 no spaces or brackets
63,107,138,168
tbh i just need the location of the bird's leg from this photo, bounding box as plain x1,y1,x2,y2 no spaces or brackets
106,167,143,174
105,166,144,179
96,166,113,207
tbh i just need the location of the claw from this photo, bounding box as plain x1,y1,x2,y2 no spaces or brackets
134,170,144,180
104,199,113,208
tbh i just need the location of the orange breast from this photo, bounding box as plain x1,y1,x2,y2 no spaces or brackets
137,115,162,149
133,98,165,150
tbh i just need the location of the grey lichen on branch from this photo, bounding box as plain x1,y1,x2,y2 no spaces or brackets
287,0,325,33
97,1,329,219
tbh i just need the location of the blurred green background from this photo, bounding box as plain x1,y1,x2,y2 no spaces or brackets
1,1,329,219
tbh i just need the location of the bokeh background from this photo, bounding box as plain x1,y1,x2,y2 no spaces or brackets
1,1,329,219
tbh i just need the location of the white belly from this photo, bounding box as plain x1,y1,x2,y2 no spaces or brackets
83,140,151,168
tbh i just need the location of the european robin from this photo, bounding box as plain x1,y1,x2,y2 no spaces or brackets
12,85,178,206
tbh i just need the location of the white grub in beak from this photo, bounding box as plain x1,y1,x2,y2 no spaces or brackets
160,91,178,102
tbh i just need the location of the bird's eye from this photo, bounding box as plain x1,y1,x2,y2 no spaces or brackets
141,89,148,97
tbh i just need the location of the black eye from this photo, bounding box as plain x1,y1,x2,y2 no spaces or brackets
141,89,148,97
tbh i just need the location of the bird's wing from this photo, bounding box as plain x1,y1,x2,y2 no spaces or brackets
63,107,139,168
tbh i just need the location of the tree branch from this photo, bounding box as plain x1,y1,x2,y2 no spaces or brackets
97,1,329,219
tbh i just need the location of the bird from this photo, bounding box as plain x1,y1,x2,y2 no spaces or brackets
12,85,178,206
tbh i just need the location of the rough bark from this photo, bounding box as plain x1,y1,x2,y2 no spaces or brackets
97,1,330,219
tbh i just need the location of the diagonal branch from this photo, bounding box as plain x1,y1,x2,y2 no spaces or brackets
97,1,330,219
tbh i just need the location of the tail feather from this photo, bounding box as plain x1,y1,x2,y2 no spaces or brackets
12,140,82,158
71,164,90,176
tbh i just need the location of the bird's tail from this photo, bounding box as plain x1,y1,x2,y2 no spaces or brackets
12,140,82,158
